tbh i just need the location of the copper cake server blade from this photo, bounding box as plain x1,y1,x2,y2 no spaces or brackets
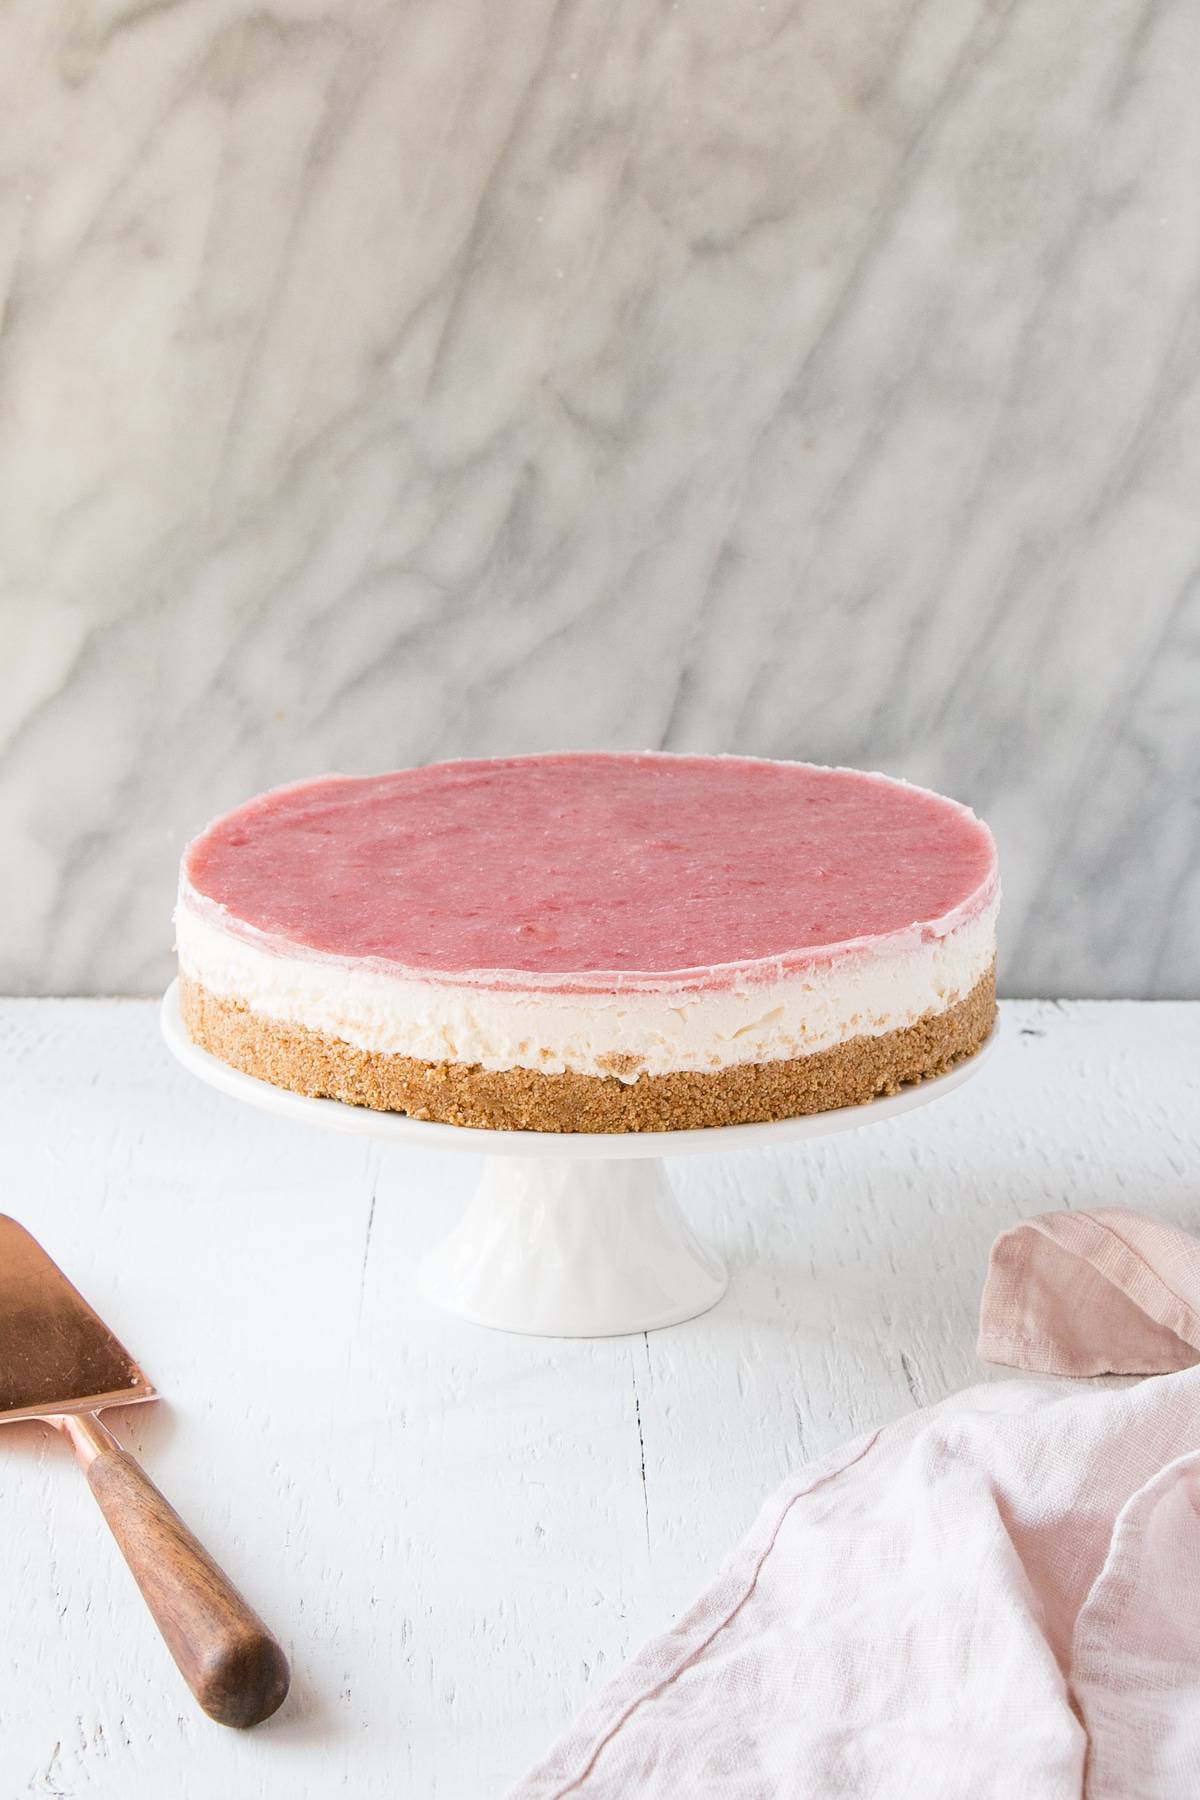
0,1216,289,1727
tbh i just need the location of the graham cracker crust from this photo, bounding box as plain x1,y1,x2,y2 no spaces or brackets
179,965,996,1134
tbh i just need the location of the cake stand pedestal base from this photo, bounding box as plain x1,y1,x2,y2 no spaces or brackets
418,1155,726,1337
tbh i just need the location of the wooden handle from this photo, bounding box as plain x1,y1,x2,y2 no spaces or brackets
64,1413,290,1728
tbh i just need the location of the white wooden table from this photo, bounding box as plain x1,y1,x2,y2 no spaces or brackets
1,999,1196,1799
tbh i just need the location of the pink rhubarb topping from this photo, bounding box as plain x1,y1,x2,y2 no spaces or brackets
182,754,997,992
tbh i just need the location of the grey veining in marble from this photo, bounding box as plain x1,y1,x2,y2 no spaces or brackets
3,0,1198,997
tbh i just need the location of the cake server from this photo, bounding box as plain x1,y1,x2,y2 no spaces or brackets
0,1215,289,1727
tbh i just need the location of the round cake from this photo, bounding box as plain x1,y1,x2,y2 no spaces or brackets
175,753,998,1133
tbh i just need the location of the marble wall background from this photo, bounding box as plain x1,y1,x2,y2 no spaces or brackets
3,0,1198,998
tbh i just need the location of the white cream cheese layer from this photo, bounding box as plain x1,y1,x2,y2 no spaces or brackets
177,893,997,1082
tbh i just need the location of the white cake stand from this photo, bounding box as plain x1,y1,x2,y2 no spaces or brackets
160,982,995,1339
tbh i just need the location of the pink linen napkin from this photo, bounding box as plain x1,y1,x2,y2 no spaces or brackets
511,1211,1200,1800
979,1208,1200,1376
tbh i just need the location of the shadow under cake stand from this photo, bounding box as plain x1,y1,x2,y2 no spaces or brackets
161,981,995,1340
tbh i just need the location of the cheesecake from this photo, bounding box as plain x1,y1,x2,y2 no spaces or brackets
175,753,998,1132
